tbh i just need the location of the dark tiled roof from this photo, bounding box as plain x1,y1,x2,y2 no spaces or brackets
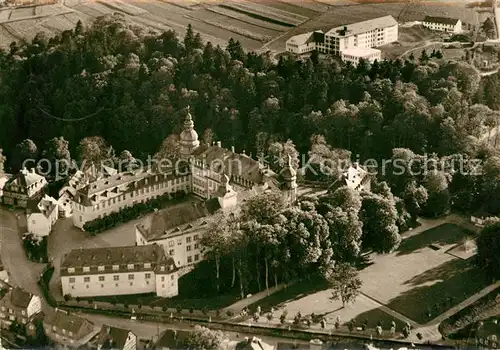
277,342,310,350
154,329,190,349
94,325,134,349
137,200,219,241
75,168,179,206
5,169,46,190
9,287,33,309
60,244,176,276
43,308,95,339
424,16,460,25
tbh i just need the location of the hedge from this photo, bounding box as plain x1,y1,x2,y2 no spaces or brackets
83,190,187,234
38,264,57,307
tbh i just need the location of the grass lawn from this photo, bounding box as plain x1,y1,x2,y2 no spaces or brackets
346,307,407,331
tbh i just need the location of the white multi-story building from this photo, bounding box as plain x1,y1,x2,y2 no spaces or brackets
60,244,178,298
341,48,382,66
286,16,398,56
422,16,462,34
26,194,59,237
72,107,296,230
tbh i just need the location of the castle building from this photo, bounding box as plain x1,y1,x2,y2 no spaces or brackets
134,107,297,268
72,107,296,230
59,244,178,298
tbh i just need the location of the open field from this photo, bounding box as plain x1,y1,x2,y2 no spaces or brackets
220,1,307,27
191,8,282,37
97,0,147,16
0,0,491,54
261,0,321,19
206,6,289,32
277,0,330,13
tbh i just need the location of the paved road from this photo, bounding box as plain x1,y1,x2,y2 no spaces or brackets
0,209,47,308
47,216,137,299
80,311,311,347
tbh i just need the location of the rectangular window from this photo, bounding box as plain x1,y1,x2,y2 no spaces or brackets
128,274,134,280
145,273,151,279
171,274,174,280
186,236,191,243
169,249,174,256
193,235,199,241
194,254,199,261
98,276,105,282
177,239,182,246
114,275,119,281
112,265,119,271
69,278,75,283
98,266,105,271
67,268,75,273
186,245,191,252
83,277,90,282
194,243,199,249
144,263,151,269
127,264,134,270
187,256,192,263
161,276,165,282
169,240,174,247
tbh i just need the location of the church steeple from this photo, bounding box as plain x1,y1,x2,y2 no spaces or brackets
179,106,200,158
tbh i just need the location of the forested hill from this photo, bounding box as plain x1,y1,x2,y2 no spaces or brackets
0,13,499,170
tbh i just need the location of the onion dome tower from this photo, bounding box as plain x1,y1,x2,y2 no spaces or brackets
179,106,200,158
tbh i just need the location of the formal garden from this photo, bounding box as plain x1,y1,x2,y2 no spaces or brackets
82,190,188,234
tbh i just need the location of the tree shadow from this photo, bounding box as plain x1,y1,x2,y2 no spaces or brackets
246,278,330,313
355,252,374,271
397,223,474,256
385,259,489,324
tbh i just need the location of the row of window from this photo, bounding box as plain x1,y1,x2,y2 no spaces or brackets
67,264,172,274
0,306,24,315
75,176,190,212
187,254,200,263
69,273,174,283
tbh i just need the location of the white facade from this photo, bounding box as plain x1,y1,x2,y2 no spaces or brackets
423,17,462,34
0,286,42,327
60,245,178,299
285,16,398,56
341,48,382,65
27,195,59,237
286,32,316,54
135,225,204,269
61,269,177,298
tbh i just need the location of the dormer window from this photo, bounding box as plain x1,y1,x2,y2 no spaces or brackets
112,265,119,271
67,268,75,273
127,264,134,270
144,263,151,269
83,266,90,272
170,265,174,271
160,266,165,271
98,266,105,271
